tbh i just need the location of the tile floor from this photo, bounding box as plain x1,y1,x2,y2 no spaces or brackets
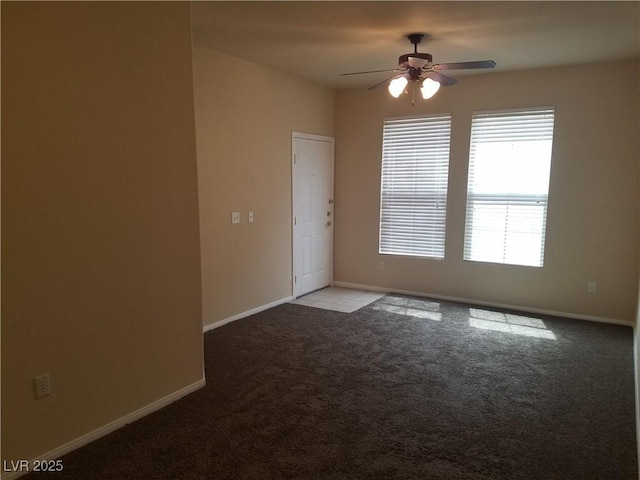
290,286,386,313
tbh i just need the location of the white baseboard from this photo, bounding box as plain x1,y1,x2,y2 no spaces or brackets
331,281,390,294
332,281,634,327
1,378,206,480
203,296,295,333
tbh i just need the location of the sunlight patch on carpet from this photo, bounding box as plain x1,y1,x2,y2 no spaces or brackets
469,308,556,340
373,304,442,321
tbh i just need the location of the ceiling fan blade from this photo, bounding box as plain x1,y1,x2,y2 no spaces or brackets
340,68,404,76
431,60,496,71
368,73,405,90
424,71,457,87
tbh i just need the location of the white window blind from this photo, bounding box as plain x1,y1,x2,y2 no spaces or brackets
464,108,555,267
379,115,452,258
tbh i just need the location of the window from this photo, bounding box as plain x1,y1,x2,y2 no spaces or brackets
379,115,452,258
463,108,555,267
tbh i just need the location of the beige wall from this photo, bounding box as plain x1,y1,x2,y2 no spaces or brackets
193,45,335,327
636,82,640,464
335,60,639,322
2,2,203,462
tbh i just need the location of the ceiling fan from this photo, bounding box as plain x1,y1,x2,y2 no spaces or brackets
341,33,496,102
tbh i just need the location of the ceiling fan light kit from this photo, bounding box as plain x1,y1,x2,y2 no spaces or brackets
388,76,408,98
341,33,496,104
420,78,440,99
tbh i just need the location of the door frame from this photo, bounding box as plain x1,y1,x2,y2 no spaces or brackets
291,131,335,298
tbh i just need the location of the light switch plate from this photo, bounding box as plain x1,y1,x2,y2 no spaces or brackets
248,211,254,223
231,212,240,224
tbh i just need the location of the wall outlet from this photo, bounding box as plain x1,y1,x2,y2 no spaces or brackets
34,373,51,399
587,281,597,294
231,212,240,224
378,261,385,271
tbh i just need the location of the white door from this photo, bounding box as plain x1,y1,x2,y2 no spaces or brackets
292,132,334,298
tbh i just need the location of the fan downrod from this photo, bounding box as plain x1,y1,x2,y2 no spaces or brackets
407,33,425,51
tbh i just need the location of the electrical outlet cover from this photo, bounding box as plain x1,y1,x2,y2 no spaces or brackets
34,373,51,398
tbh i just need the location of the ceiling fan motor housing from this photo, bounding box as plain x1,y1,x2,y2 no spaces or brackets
399,52,433,69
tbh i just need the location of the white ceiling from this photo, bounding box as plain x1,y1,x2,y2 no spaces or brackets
191,1,640,89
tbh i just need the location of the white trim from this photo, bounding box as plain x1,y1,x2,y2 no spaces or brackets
1,378,206,480
383,112,453,122
292,131,334,143
331,281,390,294
203,296,294,333
332,281,634,327
471,105,557,117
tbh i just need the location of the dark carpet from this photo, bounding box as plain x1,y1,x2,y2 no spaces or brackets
26,295,638,479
